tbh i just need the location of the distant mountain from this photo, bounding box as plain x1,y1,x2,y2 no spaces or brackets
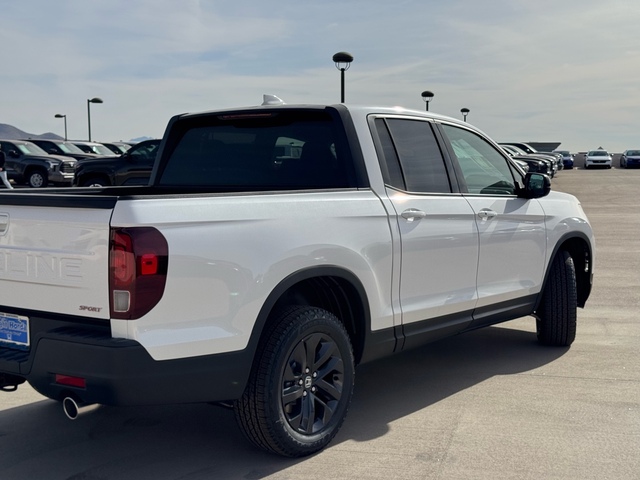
0,123,63,141
130,136,153,143
1,123,150,143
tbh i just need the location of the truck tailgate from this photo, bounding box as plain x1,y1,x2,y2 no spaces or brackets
0,200,113,320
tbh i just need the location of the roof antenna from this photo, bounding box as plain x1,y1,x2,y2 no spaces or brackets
262,94,285,106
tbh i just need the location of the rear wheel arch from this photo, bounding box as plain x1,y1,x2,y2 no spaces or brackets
251,267,370,366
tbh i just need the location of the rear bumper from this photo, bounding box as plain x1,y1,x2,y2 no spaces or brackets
1,318,253,406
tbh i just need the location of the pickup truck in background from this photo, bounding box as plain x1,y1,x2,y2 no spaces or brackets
72,139,161,186
0,139,77,187
0,98,595,457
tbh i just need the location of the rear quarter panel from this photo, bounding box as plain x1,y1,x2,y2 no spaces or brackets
109,190,394,361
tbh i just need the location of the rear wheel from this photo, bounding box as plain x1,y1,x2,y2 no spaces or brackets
234,306,355,457
536,250,577,346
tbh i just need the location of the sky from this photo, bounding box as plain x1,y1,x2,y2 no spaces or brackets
1,0,640,153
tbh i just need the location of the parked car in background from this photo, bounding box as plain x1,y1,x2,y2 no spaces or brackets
0,139,76,187
72,141,115,156
73,139,161,187
554,150,574,169
512,158,529,173
537,151,564,171
101,141,134,155
584,150,612,169
26,138,101,160
500,144,555,177
500,147,548,175
619,150,640,168
501,142,537,154
501,143,563,174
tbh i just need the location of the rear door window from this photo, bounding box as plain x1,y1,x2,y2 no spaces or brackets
374,118,452,193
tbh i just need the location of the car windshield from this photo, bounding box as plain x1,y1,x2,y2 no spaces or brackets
589,151,608,156
59,142,86,154
17,142,49,155
626,150,640,156
91,144,116,155
74,143,114,155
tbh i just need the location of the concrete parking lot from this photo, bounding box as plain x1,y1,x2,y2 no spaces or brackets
0,167,638,480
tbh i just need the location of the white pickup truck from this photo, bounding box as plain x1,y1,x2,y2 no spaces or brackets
0,99,594,457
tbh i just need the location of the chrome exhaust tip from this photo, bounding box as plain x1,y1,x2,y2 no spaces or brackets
62,397,101,420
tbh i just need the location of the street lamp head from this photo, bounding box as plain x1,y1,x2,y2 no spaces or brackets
54,114,66,118
333,51,354,71
421,90,434,111
88,97,103,104
421,91,434,102
461,107,470,121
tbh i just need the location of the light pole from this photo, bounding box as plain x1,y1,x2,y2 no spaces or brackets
87,97,103,141
333,51,354,103
461,107,470,122
54,114,67,140
421,91,434,111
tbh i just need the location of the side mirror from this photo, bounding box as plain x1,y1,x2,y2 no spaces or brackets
519,172,551,199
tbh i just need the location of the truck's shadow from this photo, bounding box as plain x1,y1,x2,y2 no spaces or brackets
0,321,566,480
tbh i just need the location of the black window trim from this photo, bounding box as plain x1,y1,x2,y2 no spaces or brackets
367,114,462,195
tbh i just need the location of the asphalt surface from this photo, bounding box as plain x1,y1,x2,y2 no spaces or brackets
1,167,638,480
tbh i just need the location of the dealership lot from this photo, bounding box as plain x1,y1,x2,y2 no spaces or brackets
0,167,638,480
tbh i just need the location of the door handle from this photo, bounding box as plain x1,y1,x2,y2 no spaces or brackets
477,209,497,219
401,209,427,222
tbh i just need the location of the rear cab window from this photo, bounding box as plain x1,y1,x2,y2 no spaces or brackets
156,109,363,190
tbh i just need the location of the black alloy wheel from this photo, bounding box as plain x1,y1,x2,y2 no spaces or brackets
235,306,355,457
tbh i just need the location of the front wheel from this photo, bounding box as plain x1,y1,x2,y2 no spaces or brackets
81,177,109,187
27,169,48,188
536,250,577,346
234,306,355,457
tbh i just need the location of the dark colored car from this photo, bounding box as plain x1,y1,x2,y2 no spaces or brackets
620,150,640,168
26,138,101,160
511,156,548,175
72,141,115,156
0,139,76,187
73,139,161,187
554,150,574,169
101,142,134,155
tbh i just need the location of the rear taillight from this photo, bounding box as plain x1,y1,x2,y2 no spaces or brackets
109,227,168,320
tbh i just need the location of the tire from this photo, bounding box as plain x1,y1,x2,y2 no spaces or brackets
81,177,109,187
27,169,48,188
234,306,355,457
536,250,577,346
